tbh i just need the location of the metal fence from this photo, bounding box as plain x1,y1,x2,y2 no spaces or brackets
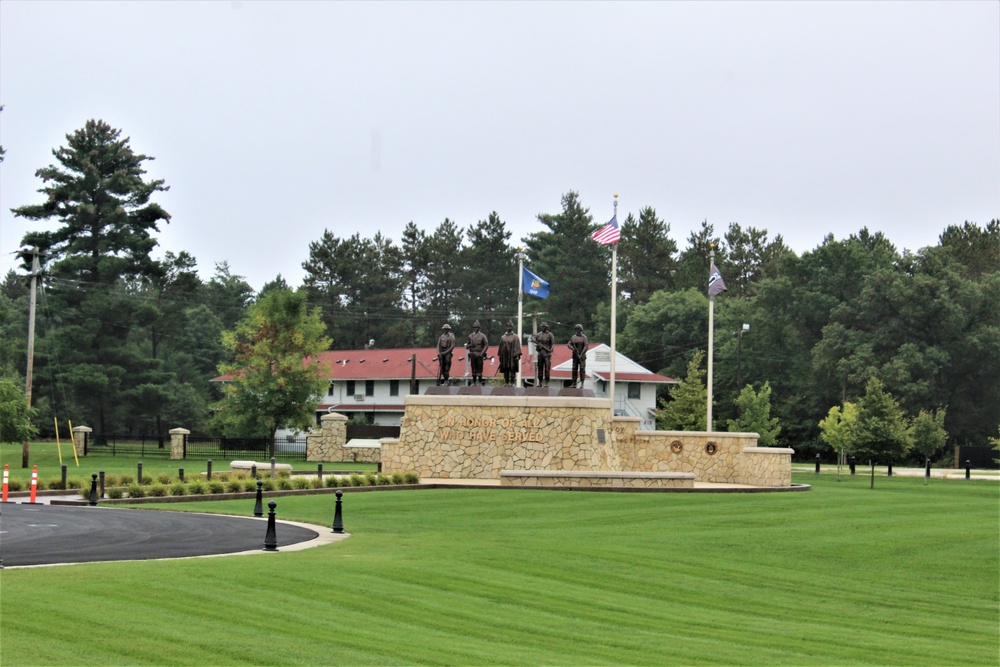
84,434,309,461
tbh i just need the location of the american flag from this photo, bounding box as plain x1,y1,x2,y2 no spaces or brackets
591,214,620,245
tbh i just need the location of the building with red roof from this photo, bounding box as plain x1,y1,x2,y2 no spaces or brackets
302,342,675,429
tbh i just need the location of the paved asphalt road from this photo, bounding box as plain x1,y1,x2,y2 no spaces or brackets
0,503,319,567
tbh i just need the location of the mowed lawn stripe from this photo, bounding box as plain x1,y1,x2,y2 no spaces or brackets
1,475,996,665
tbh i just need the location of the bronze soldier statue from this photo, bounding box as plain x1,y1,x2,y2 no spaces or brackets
567,324,588,388
532,321,555,387
497,321,522,387
465,320,489,386
436,323,455,385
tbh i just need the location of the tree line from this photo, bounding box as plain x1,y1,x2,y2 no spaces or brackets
1,119,997,464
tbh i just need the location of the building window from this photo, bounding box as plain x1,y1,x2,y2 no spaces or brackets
365,380,375,396
327,381,335,397
346,380,356,396
389,380,399,397
628,382,641,400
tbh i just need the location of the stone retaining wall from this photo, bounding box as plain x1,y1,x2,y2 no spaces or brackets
380,394,793,487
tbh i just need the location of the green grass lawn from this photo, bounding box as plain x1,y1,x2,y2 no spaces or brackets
0,442,375,485
1,474,997,666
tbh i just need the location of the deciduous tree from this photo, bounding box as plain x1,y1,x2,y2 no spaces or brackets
214,289,331,441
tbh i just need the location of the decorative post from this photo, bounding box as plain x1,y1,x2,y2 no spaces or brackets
89,473,98,506
332,489,344,534
253,480,264,517
72,425,92,458
263,501,278,551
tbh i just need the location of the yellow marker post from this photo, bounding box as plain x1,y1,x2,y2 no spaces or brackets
68,420,80,466
54,417,64,465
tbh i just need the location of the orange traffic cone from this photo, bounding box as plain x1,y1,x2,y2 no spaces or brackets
29,465,38,503
2,464,8,502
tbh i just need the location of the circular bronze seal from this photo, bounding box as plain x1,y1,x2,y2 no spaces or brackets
670,440,683,454
705,442,718,455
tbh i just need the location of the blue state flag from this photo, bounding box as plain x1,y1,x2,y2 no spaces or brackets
522,266,550,299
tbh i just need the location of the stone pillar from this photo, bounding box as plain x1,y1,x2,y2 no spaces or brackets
71,425,92,457
308,412,347,462
169,428,190,460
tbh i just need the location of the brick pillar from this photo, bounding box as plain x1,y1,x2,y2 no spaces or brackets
169,428,190,460
308,412,347,462
72,425,92,457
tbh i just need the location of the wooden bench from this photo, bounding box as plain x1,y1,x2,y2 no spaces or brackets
499,470,696,489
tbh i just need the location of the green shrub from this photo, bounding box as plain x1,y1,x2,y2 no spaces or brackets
242,479,259,492
309,477,325,489
324,475,340,488
118,474,134,485
391,472,405,485
226,479,244,493
46,476,64,490
187,480,207,495
157,473,172,484
277,478,293,490
139,475,153,485
126,483,145,498
349,473,366,487
147,484,167,497
66,476,85,490
404,472,420,484
217,472,230,482
261,478,276,492
364,472,378,486
169,482,188,496
292,478,311,490
107,487,124,499
7,478,24,492
376,473,392,486
78,486,91,499
277,470,291,479
31,477,47,491
208,481,225,494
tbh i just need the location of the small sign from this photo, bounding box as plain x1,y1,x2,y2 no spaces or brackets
597,428,605,444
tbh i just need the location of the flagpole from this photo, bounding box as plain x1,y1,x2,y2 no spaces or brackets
707,245,715,432
517,249,524,387
609,194,618,420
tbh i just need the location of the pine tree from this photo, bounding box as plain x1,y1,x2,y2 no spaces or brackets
12,120,171,433
523,191,608,337
657,350,708,431
727,381,781,445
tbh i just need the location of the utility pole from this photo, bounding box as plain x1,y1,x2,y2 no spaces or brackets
22,247,41,468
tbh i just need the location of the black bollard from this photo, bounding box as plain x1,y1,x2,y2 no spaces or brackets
253,480,264,517
317,463,323,481
207,460,213,481
270,457,276,480
925,458,931,479
965,460,971,480
332,489,344,534
887,461,893,477
179,467,185,483
137,461,143,484
263,501,278,551
815,453,821,474
849,456,856,475
99,470,105,498
89,473,99,506
377,461,383,473
251,464,257,480
61,464,68,490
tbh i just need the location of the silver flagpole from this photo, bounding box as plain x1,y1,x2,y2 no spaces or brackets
609,194,618,419
517,249,524,387
707,245,715,432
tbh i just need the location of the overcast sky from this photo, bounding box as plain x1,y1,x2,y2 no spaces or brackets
1,1,997,290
